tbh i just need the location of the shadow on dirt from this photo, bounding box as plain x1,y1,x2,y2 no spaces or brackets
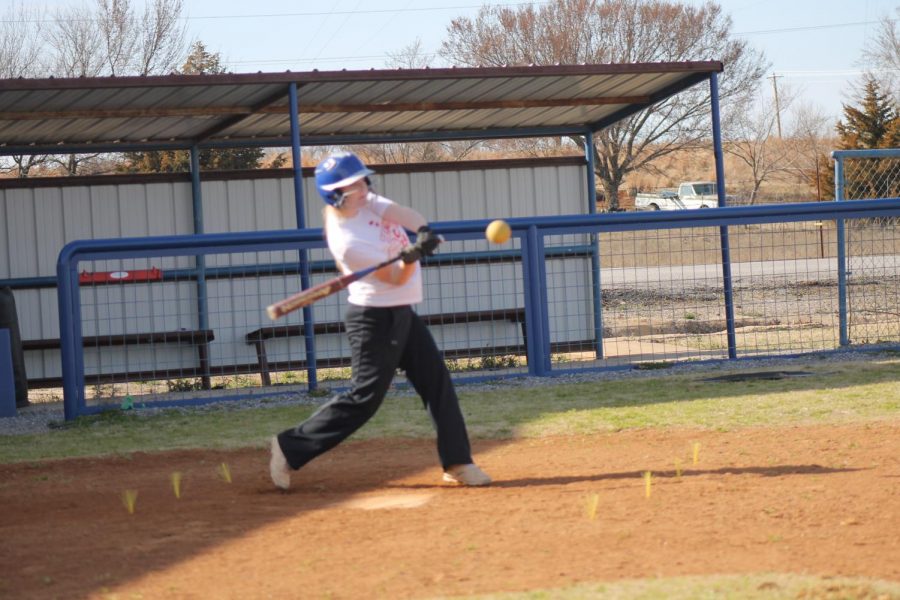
388,463,862,490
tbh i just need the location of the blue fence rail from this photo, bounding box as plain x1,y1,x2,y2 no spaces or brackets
56,199,900,420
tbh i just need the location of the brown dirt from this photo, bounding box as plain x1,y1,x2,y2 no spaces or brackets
1,422,899,600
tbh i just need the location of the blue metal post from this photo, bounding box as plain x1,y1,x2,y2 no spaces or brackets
522,225,550,376
536,232,552,374
834,153,849,345
0,329,16,417
584,131,604,359
710,73,737,359
289,82,318,390
190,146,211,388
57,255,85,420
520,229,538,375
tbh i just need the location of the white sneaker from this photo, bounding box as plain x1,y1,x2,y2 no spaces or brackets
269,436,291,490
443,463,492,486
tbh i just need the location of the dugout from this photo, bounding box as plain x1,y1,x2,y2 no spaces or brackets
0,63,728,402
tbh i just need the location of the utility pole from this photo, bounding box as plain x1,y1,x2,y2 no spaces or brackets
769,73,783,139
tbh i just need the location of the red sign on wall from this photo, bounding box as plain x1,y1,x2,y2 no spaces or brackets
79,267,163,284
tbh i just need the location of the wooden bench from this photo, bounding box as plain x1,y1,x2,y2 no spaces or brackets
246,309,527,386
23,329,215,389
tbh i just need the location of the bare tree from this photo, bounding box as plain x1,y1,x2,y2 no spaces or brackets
0,2,44,78
0,3,49,176
26,0,191,176
44,0,189,78
45,3,105,78
134,0,190,75
40,3,107,176
439,0,768,209
785,101,835,201
723,88,797,204
859,8,900,103
0,155,50,178
386,38,431,69
98,0,137,76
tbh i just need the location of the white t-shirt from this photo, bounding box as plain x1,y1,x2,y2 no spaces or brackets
324,193,423,307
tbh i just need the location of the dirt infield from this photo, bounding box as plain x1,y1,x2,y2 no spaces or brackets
1,422,898,599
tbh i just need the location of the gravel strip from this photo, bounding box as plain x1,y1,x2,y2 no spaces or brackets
1,347,896,437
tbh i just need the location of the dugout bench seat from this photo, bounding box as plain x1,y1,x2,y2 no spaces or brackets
23,329,215,389
245,308,527,386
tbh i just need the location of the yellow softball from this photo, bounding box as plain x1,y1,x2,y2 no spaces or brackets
485,219,512,244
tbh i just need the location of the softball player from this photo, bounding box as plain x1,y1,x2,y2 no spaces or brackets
269,151,491,489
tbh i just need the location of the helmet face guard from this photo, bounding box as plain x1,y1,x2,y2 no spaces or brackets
315,152,375,207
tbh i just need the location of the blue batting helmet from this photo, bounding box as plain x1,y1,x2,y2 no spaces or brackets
314,151,375,206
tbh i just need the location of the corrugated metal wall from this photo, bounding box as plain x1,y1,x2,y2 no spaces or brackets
0,158,589,382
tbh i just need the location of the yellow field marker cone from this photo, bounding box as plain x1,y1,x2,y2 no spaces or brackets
644,471,652,498
693,442,701,466
586,493,599,521
171,472,183,499
674,458,683,479
122,489,138,514
218,462,232,484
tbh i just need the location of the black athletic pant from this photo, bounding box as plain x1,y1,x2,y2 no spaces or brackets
277,304,473,471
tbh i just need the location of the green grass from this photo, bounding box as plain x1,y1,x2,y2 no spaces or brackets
443,573,900,600
0,356,897,464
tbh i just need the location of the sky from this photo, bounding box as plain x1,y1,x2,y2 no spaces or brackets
39,0,900,122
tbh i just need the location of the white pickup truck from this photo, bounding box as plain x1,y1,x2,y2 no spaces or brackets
634,181,720,210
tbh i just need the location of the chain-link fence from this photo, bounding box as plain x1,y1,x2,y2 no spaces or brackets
834,149,900,346
55,197,900,420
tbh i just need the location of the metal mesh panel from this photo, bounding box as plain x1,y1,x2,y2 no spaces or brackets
421,236,528,377
843,154,900,345
74,237,530,407
729,223,841,355
564,228,729,368
542,220,866,371
76,249,326,407
604,228,728,365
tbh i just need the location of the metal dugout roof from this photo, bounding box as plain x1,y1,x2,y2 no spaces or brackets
0,61,722,155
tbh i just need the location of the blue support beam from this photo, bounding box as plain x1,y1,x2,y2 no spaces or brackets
584,131,604,359
709,73,737,360
522,226,551,376
190,146,212,388
289,82,319,390
833,153,849,346
520,229,539,376
57,255,84,421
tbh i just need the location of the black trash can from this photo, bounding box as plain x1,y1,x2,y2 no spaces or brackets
0,287,29,408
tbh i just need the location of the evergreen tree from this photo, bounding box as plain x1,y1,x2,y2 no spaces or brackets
120,42,264,173
826,78,900,200
181,41,223,75
836,78,900,150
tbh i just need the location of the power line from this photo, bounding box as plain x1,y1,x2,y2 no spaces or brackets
223,53,442,66
778,68,900,76
735,18,895,36
1,2,552,24
15,5,890,29
188,2,549,21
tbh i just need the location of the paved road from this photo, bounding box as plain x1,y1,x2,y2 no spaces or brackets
599,255,900,289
